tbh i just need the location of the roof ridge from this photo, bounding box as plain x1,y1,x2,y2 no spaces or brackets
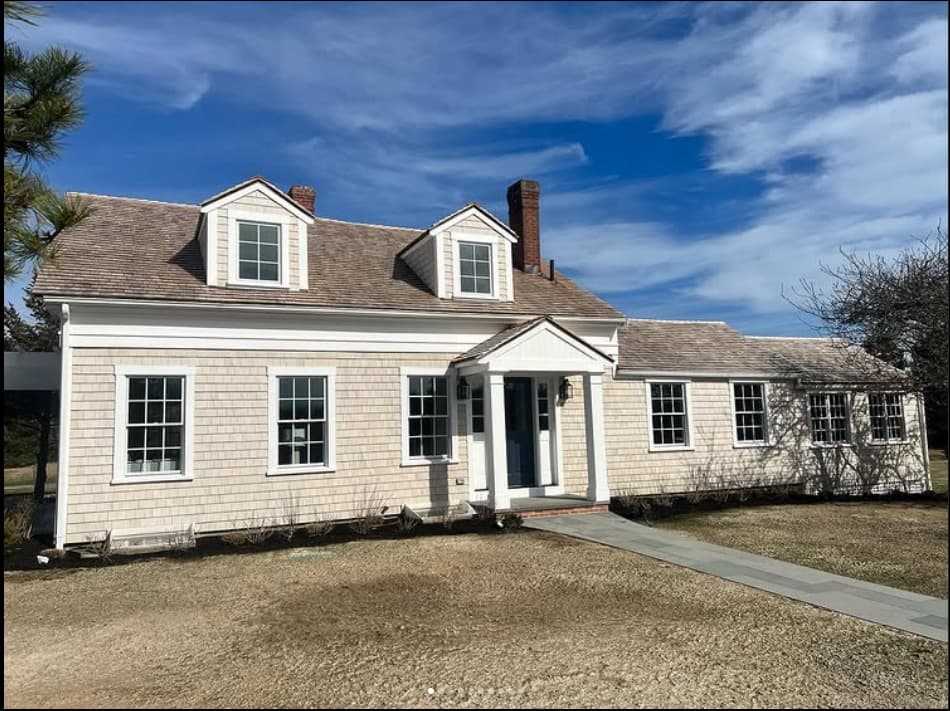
625,318,729,325
312,215,422,232
748,335,835,341
66,192,198,209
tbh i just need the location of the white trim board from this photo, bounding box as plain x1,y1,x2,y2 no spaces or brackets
54,305,72,548
200,179,316,224
266,366,337,476
644,378,695,453
111,364,196,484
399,365,459,467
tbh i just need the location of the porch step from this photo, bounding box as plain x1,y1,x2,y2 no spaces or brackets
516,504,609,519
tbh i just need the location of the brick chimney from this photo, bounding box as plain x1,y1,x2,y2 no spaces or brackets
507,179,541,273
288,185,316,214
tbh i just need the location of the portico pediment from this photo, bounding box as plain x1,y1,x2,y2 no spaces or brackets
453,317,613,375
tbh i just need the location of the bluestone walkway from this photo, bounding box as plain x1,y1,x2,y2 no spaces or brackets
528,511,948,642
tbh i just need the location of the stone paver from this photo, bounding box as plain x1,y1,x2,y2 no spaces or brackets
528,511,948,642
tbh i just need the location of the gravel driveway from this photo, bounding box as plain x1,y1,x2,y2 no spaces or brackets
4,531,947,708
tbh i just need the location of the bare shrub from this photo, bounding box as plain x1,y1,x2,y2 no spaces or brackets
349,486,388,535
84,529,113,561
279,493,302,542
472,503,495,522
305,517,335,539
614,488,640,511
3,499,34,551
223,517,274,546
439,508,457,531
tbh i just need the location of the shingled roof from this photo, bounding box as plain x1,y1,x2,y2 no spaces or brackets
33,194,623,319
617,319,777,374
618,320,904,383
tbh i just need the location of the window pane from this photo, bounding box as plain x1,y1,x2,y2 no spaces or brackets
239,223,258,241
460,276,476,293
146,402,164,423
294,400,309,419
259,262,279,282
294,377,309,397
259,244,279,262
460,260,475,276
166,377,182,400
474,260,490,277
165,402,182,423
310,399,324,420
259,225,279,244
279,377,293,398
475,279,491,294
278,444,292,465
128,427,145,449
309,442,325,466
239,261,258,280
129,378,146,399
128,401,145,424
239,242,258,260
147,377,164,399
146,427,163,447
460,243,475,260
279,399,293,420
409,377,421,396
165,426,181,447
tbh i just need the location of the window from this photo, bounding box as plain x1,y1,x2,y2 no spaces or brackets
113,366,194,483
407,375,450,458
458,241,493,295
267,367,335,475
869,392,906,442
470,380,485,434
537,381,550,431
277,376,327,467
733,382,767,444
126,376,183,474
648,382,690,448
809,392,850,444
238,221,281,282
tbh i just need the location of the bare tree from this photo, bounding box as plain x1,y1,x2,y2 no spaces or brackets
789,228,948,454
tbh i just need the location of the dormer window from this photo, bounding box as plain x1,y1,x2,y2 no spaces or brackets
238,221,281,283
458,241,494,297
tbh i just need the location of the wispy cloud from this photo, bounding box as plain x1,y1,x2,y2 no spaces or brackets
22,1,948,334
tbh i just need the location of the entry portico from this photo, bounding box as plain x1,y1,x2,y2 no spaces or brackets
452,317,613,511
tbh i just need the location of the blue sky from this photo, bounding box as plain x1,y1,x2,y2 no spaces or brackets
5,1,947,334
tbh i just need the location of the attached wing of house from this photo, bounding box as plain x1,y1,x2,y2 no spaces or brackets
31,177,929,549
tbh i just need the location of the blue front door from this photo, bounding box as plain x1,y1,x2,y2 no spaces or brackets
504,377,536,488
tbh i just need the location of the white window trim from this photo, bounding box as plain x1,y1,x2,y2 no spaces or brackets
867,391,910,445
227,209,291,288
645,379,694,452
451,231,500,301
400,366,458,467
267,366,336,475
112,365,195,484
807,391,853,448
729,380,771,448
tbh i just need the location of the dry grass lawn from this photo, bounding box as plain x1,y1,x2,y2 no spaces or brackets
4,531,947,708
658,502,948,598
3,464,57,495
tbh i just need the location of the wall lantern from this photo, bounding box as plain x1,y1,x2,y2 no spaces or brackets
456,376,471,401
558,376,574,402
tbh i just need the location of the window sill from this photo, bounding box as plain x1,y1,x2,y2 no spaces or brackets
226,279,288,289
267,466,335,476
809,443,853,449
733,442,772,449
453,293,500,301
401,457,459,468
647,446,694,453
869,440,910,446
112,473,193,485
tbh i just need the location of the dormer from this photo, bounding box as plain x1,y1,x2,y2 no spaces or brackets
197,177,316,290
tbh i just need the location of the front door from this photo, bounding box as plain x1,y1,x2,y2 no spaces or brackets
504,377,536,487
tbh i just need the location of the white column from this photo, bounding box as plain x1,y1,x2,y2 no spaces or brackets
584,372,610,503
485,372,510,510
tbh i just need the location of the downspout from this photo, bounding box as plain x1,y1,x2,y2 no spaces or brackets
54,304,72,549
917,393,931,491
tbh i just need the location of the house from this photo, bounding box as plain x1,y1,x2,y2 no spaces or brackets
33,177,931,548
